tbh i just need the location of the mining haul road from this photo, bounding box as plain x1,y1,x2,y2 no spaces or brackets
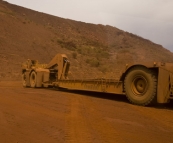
0,81,173,143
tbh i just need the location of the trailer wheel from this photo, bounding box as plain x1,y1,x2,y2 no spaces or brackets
30,71,37,88
22,72,27,87
124,67,157,106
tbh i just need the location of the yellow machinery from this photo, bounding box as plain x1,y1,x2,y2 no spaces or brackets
22,54,173,106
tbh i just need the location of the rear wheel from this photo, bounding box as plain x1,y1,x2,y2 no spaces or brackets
124,67,157,106
22,72,27,87
30,71,37,88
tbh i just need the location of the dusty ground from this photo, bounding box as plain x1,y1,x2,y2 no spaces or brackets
0,81,173,143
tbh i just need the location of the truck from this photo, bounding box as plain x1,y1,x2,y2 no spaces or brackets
22,53,173,106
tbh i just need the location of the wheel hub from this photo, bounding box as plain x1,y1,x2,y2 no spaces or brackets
131,76,148,96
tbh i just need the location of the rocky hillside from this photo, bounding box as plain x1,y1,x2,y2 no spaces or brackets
0,0,173,80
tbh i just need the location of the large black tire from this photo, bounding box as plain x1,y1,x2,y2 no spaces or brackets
124,67,157,106
22,72,27,87
30,71,37,88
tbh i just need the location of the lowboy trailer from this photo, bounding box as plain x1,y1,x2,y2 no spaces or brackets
22,54,173,106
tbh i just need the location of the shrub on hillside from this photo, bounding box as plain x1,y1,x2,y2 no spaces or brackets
86,58,99,67
72,52,77,59
57,39,76,51
99,65,108,73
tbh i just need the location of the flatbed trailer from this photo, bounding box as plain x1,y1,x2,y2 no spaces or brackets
22,54,173,106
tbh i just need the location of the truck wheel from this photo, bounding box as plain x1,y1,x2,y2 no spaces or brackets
22,72,27,87
124,67,157,106
30,71,37,88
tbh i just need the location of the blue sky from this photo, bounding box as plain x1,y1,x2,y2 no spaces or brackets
5,0,173,52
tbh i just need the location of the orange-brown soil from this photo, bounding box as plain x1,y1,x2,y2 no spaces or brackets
0,81,173,143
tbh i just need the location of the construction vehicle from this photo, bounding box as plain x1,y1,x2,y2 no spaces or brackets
22,53,173,106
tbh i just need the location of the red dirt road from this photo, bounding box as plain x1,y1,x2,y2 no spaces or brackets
0,81,173,143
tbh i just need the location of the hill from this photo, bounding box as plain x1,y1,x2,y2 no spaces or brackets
0,0,173,80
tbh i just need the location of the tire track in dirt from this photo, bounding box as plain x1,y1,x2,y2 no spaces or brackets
63,91,173,143
64,92,125,143
1,82,173,143
64,94,94,143
79,95,125,143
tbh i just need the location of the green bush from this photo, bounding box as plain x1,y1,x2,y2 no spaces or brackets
99,66,108,73
86,58,99,67
72,52,77,59
57,39,76,51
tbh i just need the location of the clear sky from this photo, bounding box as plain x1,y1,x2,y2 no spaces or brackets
5,0,173,52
